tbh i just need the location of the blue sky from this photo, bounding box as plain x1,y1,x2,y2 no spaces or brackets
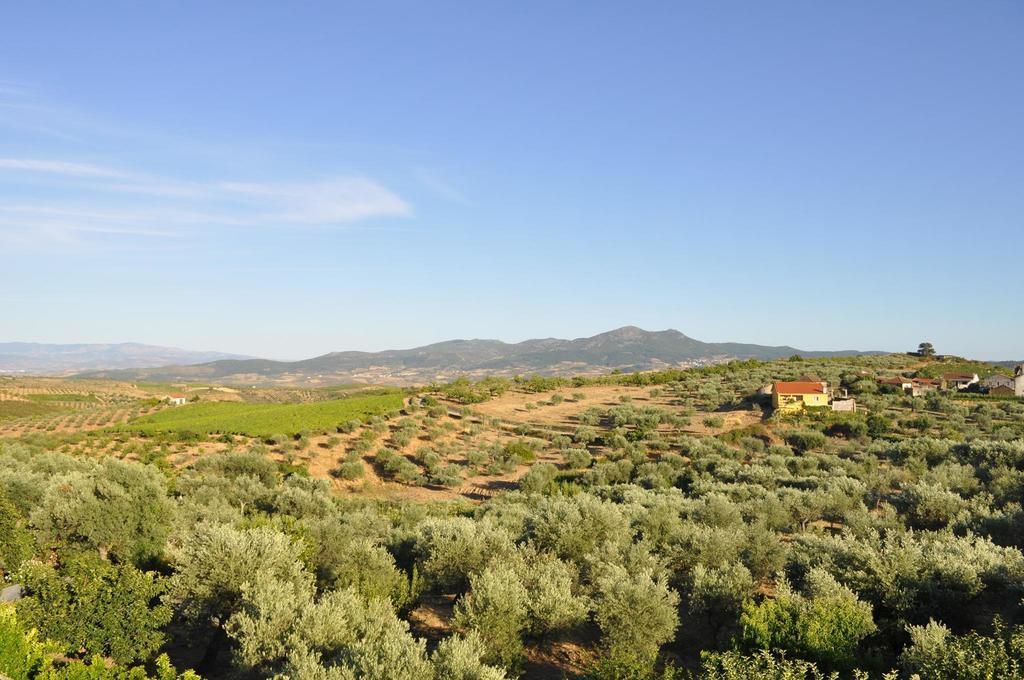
1,2,1022,360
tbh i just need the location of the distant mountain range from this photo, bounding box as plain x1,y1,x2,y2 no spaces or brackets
71,327,885,386
0,342,251,375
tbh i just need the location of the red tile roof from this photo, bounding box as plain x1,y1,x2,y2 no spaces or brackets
943,373,976,381
774,381,826,395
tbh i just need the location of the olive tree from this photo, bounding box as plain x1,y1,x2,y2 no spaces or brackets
452,563,529,670
30,458,173,563
519,553,589,636
283,588,433,680
431,632,508,680
590,564,680,677
414,517,514,592
166,523,314,639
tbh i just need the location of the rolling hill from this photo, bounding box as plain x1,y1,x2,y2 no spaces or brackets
75,326,885,386
0,342,251,375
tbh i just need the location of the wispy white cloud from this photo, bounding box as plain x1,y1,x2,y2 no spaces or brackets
0,211,186,252
0,162,414,248
1,170,409,218
0,87,416,248
0,175,415,249
99,181,210,199
0,219,182,238
0,157,128,178
0,204,231,229
219,177,412,224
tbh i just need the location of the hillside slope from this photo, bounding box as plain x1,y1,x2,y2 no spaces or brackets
0,342,252,374
76,327,883,385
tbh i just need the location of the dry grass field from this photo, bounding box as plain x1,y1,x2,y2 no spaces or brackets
6,358,1013,509
0,374,768,505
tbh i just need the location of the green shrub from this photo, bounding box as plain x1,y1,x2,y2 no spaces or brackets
519,463,557,495
901,618,1024,680
697,649,833,679
563,448,593,470
784,430,828,453
0,604,49,680
17,554,170,664
0,491,34,577
739,570,875,672
430,463,464,488
689,563,755,617
334,460,365,480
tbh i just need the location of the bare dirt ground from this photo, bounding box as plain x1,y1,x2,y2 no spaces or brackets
408,594,456,644
468,384,649,422
0,377,764,504
298,422,562,503
407,593,593,679
467,383,761,436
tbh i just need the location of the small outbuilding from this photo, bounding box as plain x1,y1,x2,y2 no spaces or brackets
910,378,939,397
982,375,1015,393
165,393,187,406
831,398,857,413
942,373,980,391
878,376,913,391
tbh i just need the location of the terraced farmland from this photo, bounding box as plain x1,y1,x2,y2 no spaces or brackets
0,399,61,421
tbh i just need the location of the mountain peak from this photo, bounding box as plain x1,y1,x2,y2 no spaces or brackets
605,325,646,336
597,325,653,339
592,326,688,341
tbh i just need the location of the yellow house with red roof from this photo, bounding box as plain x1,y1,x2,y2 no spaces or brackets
772,381,829,411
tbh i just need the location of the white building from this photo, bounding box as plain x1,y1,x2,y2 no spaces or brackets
942,373,980,391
